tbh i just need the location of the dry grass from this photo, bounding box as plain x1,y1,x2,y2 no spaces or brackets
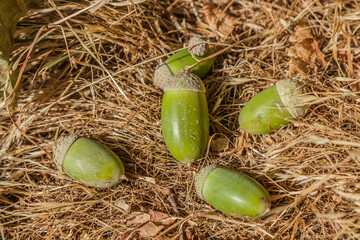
1,0,360,239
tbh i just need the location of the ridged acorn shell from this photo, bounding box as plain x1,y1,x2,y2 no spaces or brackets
153,62,173,89
188,36,209,57
162,70,205,92
53,135,79,171
276,79,305,118
195,165,218,199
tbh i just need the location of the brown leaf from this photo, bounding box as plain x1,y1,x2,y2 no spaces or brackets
287,21,326,76
149,209,176,225
138,222,164,238
149,209,169,221
288,58,309,76
154,185,172,196
210,137,229,152
126,212,150,226
203,0,238,35
289,23,313,42
161,218,176,225
114,199,130,212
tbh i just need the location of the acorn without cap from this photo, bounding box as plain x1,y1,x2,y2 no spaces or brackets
195,165,271,219
153,36,214,87
54,135,125,188
238,79,306,134
160,70,209,163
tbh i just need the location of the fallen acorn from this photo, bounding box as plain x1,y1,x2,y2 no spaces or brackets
53,135,125,188
195,165,271,219
153,36,214,88
238,79,306,134
160,70,209,163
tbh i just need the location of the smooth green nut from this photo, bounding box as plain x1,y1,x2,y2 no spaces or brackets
154,36,214,89
238,79,306,134
54,135,125,188
195,165,271,219
161,70,209,163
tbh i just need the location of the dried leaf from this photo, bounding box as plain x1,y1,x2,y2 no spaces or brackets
287,21,326,76
114,199,130,212
203,0,238,35
149,209,169,221
289,24,313,42
138,222,164,238
149,209,176,225
154,185,172,196
161,218,176,226
288,58,309,76
210,137,229,152
126,212,150,226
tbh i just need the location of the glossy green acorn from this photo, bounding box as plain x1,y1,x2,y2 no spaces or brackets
160,70,209,163
195,165,271,219
238,79,306,134
153,36,214,87
54,135,125,188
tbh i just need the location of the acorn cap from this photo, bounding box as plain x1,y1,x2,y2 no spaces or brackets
153,62,173,89
188,36,209,57
53,135,79,171
195,165,218,199
162,70,206,92
276,79,306,118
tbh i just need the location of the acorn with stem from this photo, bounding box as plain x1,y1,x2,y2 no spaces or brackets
156,70,209,163
154,36,214,84
238,79,306,134
54,135,125,188
195,165,271,219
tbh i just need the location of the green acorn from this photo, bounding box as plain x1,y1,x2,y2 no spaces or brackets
160,70,209,163
195,165,271,219
238,79,306,134
54,135,125,188
153,36,214,87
